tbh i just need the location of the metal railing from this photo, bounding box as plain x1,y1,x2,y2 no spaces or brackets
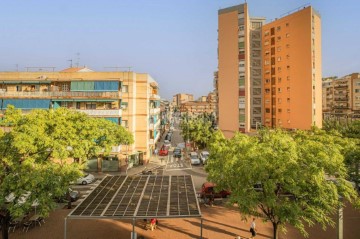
0,90,121,98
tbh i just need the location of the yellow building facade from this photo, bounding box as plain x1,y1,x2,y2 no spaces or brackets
0,67,161,172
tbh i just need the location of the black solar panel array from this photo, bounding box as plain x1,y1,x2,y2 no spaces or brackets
69,175,201,219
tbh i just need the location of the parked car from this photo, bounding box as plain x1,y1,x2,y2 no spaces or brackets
177,142,185,150
189,152,201,165
199,151,209,164
165,133,172,141
159,145,168,156
164,140,171,147
199,182,231,199
173,147,182,158
76,173,95,185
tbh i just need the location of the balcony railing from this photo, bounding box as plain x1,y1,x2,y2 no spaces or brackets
0,90,121,99
76,109,122,116
150,94,160,100
150,108,160,115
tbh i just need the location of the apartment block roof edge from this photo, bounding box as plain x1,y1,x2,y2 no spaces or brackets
218,3,245,15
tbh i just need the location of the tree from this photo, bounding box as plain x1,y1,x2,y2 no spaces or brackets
0,106,133,239
323,119,360,190
179,113,213,149
206,128,359,239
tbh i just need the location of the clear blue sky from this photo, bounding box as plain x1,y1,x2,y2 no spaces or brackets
0,0,359,100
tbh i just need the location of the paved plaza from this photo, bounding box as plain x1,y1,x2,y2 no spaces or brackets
8,201,360,239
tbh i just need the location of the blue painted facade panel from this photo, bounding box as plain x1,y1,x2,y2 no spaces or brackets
94,81,119,91
2,99,50,109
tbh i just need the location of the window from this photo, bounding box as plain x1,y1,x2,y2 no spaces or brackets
286,44,290,48
265,99,270,104
278,108,282,113
265,79,270,84
277,46,281,52
266,108,270,113
287,98,290,103
76,102,81,109
121,102,128,110
278,88,282,93
86,103,96,109
271,27,275,35
121,85,128,93
264,60,270,66
121,120,128,128
277,57,281,62
105,103,112,109
287,76,290,81
264,40,269,46
16,85,22,92
287,65,290,70
265,88,270,94
61,102,68,108
277,36,281,42
278,98,282,103
286,33,290,38
239,25,244,31
252,22,261,29
287,109,291,113
355,89,360,93
265,50,270,56
277,67,282,72
277,26,281,31
278,77,282,83
286,23,289,27
264,30,269,36
287,87,290,92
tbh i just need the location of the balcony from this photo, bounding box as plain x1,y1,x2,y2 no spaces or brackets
334,97,348,101
150,94,160,100
76,109,122,117
0,90,121,99
150,108,160,115
149,119,161,129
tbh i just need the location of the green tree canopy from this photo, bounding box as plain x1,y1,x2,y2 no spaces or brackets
180,113,214,149
206,128,359,239
0,106,133,238
323,119,360,190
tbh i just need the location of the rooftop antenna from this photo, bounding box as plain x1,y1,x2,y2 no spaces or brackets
76,52,80,68
68,59,73,68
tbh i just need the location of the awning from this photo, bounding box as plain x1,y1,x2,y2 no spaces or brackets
52,99,117,102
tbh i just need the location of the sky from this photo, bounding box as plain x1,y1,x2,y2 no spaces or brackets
0,0,359,100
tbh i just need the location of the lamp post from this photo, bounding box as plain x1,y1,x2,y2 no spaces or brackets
337,196,343,239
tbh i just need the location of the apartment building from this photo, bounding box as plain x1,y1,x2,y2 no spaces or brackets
322,78,334,113
173,93,194,107
262,6,322,130
322,73,360,118
180,93,217,118
217,4,322,136
218,3,250,137
0,67,161,172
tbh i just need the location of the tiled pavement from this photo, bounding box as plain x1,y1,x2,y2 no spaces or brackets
8,201,360,239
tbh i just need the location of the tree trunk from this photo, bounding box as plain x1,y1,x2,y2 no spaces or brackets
1,211,10,239
272,222,278,239
66,191,72,209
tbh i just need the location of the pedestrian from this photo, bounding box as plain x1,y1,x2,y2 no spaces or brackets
150,218,157,231
250,218,256,238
